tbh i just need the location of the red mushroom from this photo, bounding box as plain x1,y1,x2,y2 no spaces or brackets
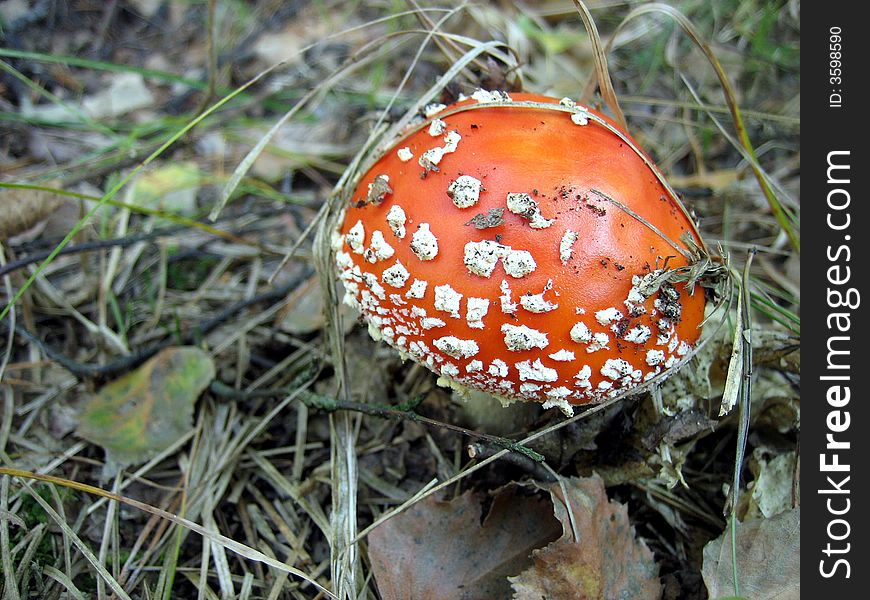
333,91,708,415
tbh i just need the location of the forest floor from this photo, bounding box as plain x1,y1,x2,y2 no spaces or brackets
0,1,799,598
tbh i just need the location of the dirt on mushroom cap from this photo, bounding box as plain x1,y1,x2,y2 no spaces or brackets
335,92,707,409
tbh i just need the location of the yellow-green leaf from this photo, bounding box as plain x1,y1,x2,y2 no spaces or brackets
77,346,215,466
129,162,201,216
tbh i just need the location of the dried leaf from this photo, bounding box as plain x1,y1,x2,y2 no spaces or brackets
82,72,155,119
368,487,560,600
24,72,155,123
0,186,62,240
746,449,797,520
702,508,800,600
510,475,661,600
77,346,215,466
129,162,201,216
276,276,326,336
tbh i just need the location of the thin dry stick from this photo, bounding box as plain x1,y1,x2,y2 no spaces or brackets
209,382,545,462
214,12,479,222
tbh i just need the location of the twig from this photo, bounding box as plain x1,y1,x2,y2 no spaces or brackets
208,381,546,463
1,268,313,381
0,227,187,279
466,443,555,481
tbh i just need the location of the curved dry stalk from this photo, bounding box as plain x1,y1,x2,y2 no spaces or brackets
570,0,628,130
350,98,710,262
18,477,133,600
603,3,799,253
726,249,757,596
310,16,518,599
405,0,510,81
216,5,508,224
677,76,798,216
333,38,517,205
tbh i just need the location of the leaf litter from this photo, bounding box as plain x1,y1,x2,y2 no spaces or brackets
369,475,662,600
702,508,800,600
0,1,800,598
510,475,662,600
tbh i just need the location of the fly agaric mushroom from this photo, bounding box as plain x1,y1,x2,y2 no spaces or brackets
333,91,708,415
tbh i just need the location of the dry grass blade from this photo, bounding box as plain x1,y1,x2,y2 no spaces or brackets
363,7,496,150
590,188,692,259
215,33,393,220
12,525,48,596
96,474,123,600
0,58,116,138
1,476,21,600
727,250,757,597
719,289,746,418
677,77,797,214
324,38,512,204
571,0,627,130
606,3,799,252
329,413,360,600
18,478,133,600
0,468,337,599
406,0,464,67
41,566,87,600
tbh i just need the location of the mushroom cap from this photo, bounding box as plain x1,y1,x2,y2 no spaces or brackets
334,92,706,410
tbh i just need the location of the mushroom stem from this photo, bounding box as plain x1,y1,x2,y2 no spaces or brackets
453,389,540,436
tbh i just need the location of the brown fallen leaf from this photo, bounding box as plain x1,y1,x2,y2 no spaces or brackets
510,475,662,600
368,486,561,600
0,186,62,240
276,276,326,336
702,507,800,600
